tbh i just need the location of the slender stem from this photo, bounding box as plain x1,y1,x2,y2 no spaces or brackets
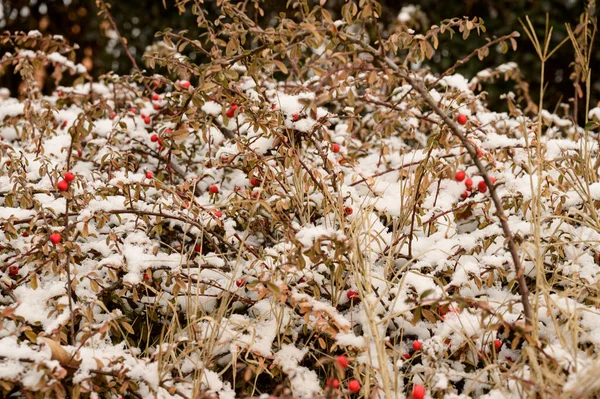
353,37,533,324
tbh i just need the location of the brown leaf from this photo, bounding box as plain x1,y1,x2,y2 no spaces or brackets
40,337,81,368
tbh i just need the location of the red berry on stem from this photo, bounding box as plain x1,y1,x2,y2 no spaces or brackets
209,184,219,194
461,191,469,199
110,112,116,119
478,180,487,193
494,339,502,350
348,380,360,393
180,80,191,89
411,384,425,399
347,290,359,301
150,134,159,142
332,143,340,153
457,113,467,125
412,341,422,351
455,170,466,182
146,171,153,179
57,180,69,192
402,352,411,360
336,355,349,368
292,113,299,121
143,272,151,281
490,176,496,184
9,265,19,275
152,93,160,101
344,207,353,216
226,104,238,118
326,379,340,389
236,279,245,287
213,209,223,218
49,233,61,245
464,178,473,189
250,177,260,187
165,128,172,134
143,116,151,124
64,171,75,182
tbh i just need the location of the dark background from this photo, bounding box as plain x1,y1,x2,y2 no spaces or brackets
1,0,596,120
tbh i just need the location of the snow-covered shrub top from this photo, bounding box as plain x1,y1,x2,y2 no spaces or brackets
1,9,600,399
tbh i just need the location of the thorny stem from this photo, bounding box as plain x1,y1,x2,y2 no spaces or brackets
354,38,533,326
403,72,533,326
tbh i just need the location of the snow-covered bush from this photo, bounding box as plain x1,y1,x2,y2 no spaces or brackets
1,1,600,398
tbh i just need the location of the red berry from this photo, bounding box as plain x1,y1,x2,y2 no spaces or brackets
457,113,467,125
143,272,151,281
464,178,473,189
77,150,82,157
110,112,116,119
153,80,161,87
332,143,340,153
146,171,153,179
152,93,160,101
150,134,159,142
153,104,161,110
347,290,359,301
57,180,69,192
411,384,425,399
348,379,360,393
180,80,191,89
226,104,238,118
209,184,219,194
130,107,137,114
21,232,29,237
478,180,487,193
61,120,68,129
64,171,75,182
402,352,411,360
455,170,466,182
213,209,223,218
344,207,353,216
336,355,349,368
412,341,422,351
461,191,469,199
326,378,340,389
236,279,245,287
490,176,496,184
143,116,151,124
477,148,483,158
494,339,502,350
292,113,299,121
49,233,61,245
194,244,202,253
9,265,19,275
250,177,260,187
165,128,172,134
57,91,63,97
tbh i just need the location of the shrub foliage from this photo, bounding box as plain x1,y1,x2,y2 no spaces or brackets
1,1,600,398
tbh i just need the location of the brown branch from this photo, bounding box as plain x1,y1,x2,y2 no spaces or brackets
95,0,151,93
347,34,533,325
